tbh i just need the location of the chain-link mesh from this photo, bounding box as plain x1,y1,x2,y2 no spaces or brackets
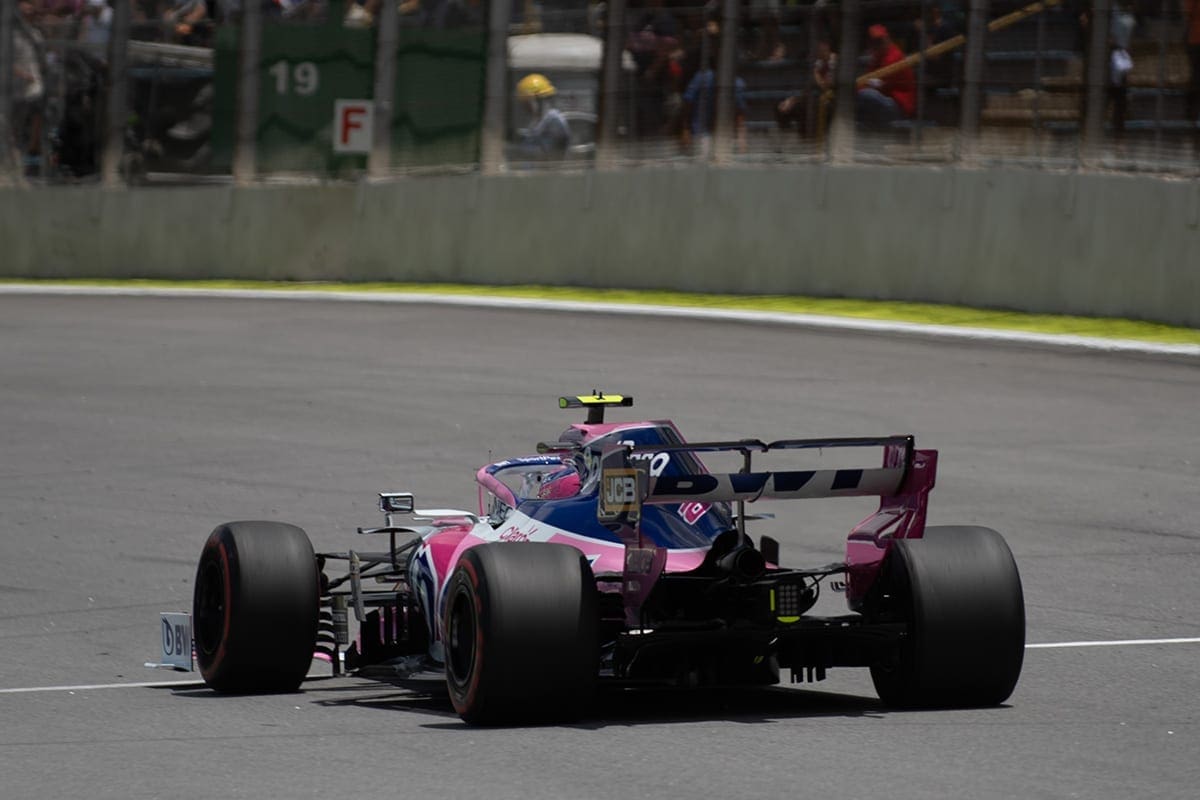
2,0,1197,182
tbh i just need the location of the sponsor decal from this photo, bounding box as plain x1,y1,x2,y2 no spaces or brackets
678,501,710,524
601,469,640,515
158,612,193,670
627,449,670,477
498,525,534,542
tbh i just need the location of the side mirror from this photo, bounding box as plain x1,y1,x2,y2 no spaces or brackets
378,492,415,515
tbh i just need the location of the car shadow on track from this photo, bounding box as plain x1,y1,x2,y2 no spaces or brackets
301,679,887,728
304,678,460,718
577,685,886,729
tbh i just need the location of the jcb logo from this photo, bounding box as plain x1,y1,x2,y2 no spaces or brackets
605,476,636,505
602,469,639,513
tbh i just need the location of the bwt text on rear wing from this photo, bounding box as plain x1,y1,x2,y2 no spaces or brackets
598,435,924,528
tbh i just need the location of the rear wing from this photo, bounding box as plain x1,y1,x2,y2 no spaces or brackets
599,435,937,619
598,435,914,525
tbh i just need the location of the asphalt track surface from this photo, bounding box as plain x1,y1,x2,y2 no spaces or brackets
1,293,1198,799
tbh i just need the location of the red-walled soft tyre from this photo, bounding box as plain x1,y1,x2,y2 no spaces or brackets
870,526,1025,709
193,521,319,693
444,543,597,725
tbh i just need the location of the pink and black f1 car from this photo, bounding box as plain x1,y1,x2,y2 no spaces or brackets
186,393,1025,724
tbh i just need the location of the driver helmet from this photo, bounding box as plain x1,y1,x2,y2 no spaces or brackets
537,467,581,500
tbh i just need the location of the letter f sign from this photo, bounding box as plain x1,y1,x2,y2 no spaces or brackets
341,106,364,145
333,100,374,153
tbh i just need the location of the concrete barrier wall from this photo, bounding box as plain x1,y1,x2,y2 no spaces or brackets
2,164,1198,327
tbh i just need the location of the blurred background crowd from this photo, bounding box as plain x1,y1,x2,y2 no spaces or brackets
3,0,1199,181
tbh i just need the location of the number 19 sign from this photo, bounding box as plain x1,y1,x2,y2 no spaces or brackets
333,99,374,154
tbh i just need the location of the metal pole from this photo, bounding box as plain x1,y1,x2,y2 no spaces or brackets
40,34,58,180
1082,0,1111,165
829,0,861,164
479,0,511,175
233,0,262,185
0,0,15,183
959,0,988,164
713,0,738,164
915,0,928,148
597,0,626,169
1154,0,1167,158
804,4,818,140
369,0,399,178
102,0,131,187
1033,4,1045,154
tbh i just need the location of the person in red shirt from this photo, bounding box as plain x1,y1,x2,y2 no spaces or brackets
856,24,916,129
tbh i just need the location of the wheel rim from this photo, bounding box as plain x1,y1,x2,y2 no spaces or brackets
195,558,226,656
446,586,478,689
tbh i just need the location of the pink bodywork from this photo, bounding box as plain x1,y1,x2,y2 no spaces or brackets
844,446,938,607
418,424,937,643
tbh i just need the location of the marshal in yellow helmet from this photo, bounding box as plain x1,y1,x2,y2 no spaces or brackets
516,73,557,100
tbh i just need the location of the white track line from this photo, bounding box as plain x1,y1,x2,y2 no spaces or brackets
1025,637,1200,649
2,284,1197,358
0,679,202,694
2,638,1198,694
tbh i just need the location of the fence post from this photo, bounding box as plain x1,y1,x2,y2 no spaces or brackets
959,0,988,164
369,0,399,178
1154,0,1168,156
479,0,511,175
597,0,626,169
1083,0,1112,165
713,0,738,164
101,0,131,187
915,0,929,149
0,0,14,184
829,0,861,164
232,0,262,185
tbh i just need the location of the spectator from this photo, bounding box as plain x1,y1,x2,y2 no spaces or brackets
79,0,113,47
774,38,836,137
12,1,46,164
345,0,426,28
626,0,683,140
681,53,747,157
749,0,786,62
856,24,916,130
512,0,541,34
1186,0,1200,129
161,0,211,44
343,1,373,26
1108,0,1135,140
513,73,571,160
1076,0,1135,140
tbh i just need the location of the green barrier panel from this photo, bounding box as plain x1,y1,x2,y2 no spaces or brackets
211,13,485,175
391,31,487,169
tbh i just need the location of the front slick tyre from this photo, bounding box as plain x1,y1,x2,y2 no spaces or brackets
870,526,1025,709
193,521,319,693
444,543,597,726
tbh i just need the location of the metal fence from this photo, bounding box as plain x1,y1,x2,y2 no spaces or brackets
2,0,1198,184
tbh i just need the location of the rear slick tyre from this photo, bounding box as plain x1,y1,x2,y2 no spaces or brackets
870,526,1025,709
193,521,319,693
444,543,597,725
